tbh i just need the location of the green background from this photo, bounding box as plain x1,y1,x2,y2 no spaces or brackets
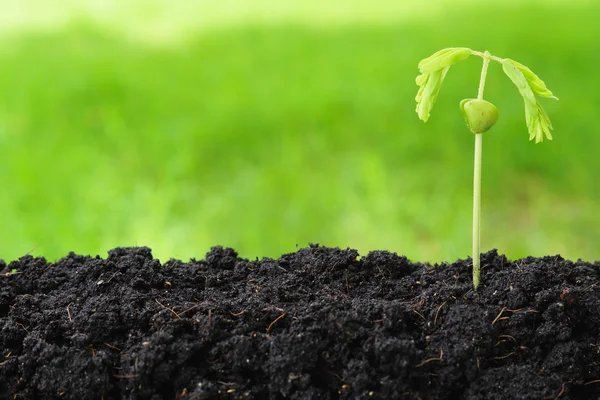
0,0,597,263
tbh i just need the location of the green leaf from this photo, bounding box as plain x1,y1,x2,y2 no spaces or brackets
505,58,558,99
415,47,474,122
529,100,553,142
418,47,474,74
501,59,554,143
415,48,473,122
415,67,449,122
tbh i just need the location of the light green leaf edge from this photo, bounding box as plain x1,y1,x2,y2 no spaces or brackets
501,59,556,143
416,67,449,122
505,58,558,100
418,47,473,73
416,47,473,122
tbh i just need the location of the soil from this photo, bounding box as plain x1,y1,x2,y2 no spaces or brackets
1,245,599,400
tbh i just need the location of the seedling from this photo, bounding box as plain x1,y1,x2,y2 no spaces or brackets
415,47,557,289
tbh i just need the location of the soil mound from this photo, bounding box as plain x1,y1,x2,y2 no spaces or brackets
1,245,599,399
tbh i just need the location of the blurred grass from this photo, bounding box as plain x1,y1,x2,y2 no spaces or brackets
0,1,598,263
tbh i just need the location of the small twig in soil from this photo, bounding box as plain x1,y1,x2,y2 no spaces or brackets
584,379,600,385
106,272,118,284
490,352,515,360
262,306,285,313
179,304,199,316
0,352,11,366
415,348,444,367
217,381,237,387
496,334,518,346
66,303,73,322
15,322,29,332
462,289,473,300
412,310,426,321
266,312,287,333
346,273,350,294
434,301,447,326
554,383,566,399
515,262,522,272
328,371,344,382
491,307,508,325
104,343,121,351
584,281,599,292
205,309,212,328
113,374,138,379
86,344,96,358
154,298,181,319
230,310,245,317
0,270,22,277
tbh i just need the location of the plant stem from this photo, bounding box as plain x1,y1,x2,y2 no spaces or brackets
472,52,490,290
477,53,490,100
472,133,482,289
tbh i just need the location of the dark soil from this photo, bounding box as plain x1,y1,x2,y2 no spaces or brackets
1,245,599,400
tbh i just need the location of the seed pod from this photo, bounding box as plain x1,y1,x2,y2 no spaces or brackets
460,99,499,134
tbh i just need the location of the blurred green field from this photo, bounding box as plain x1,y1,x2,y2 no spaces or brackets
0,1,598,263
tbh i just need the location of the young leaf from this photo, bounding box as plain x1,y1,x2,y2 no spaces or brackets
418,47,474,73
415,67,449,122
505,58,557,99
529,100,553,142
415,48,473,122
501,59,554,143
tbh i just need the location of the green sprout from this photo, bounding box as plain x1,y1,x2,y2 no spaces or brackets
415,48,557,289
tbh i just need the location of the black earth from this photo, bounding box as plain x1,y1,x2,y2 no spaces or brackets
1,245,599,399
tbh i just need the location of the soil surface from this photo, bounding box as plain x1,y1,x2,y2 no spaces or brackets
1,245,599,399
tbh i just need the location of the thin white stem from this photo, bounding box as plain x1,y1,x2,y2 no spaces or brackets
471,50,503,64
472,133,482,289
477,52,490,100
472,51,490,290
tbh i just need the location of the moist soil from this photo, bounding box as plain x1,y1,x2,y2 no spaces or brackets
1,245,599,400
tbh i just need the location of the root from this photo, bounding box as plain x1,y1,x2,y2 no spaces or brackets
495,334,518,346
555,383,565,399
154,298,181,319
491,307,508,325
415,348,444,368
434,301,447,326
490,352,515,360
412,310,425,321
113,374,137,379
266,312,287,333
